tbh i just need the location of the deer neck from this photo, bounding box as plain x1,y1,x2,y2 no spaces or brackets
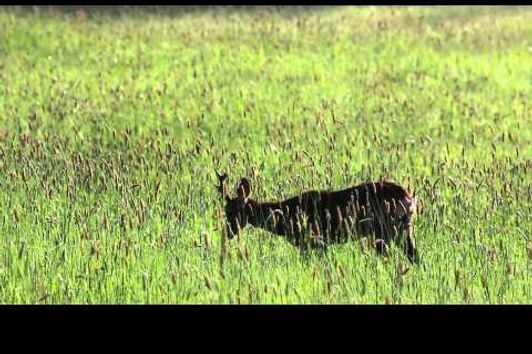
246,199,289,236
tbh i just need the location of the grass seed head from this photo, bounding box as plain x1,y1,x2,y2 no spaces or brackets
506,262,514,276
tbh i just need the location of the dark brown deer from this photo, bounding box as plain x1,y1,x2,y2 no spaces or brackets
216,172,419,264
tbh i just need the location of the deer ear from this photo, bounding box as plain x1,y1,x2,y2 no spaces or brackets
215,171,229,198
237,178,252,201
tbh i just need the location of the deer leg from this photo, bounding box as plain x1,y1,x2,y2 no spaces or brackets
373,238,390,257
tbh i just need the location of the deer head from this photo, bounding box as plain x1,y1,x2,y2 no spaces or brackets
216,172,253,238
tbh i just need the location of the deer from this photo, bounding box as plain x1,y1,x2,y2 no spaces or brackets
215,172,419,264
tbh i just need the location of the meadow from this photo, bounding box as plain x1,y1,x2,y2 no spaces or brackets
0,6,530,303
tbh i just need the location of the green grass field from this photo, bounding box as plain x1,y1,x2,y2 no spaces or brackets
0,6,531,303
